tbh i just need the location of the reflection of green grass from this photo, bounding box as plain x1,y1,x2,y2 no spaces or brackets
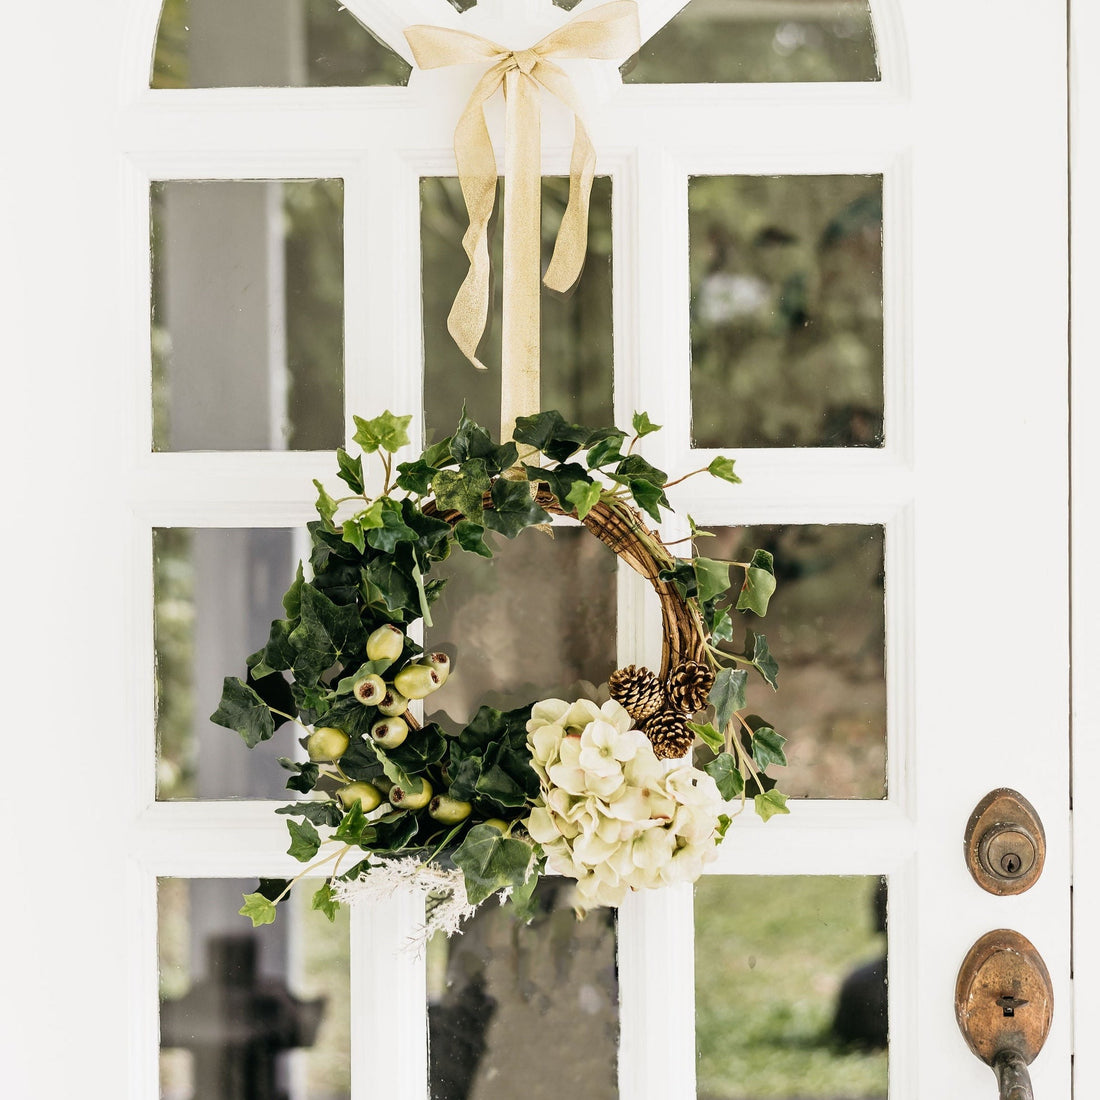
695,876,887,1099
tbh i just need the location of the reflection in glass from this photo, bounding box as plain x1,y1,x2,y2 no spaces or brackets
425,527,618,729
623,0,878,84
689,175,883,449
159,878,350,1100
428,878,618,1100
154,528,306,800
152,0,411,88
151,178,344,452
695,876,887,1100
706,525,885,799
421,177,614,442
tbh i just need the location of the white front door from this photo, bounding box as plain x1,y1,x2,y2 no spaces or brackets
0,1,1072,1098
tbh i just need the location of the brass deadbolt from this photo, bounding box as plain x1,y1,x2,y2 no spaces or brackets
964,789,1046,895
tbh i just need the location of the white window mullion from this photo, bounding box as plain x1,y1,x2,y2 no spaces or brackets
618,887,697,1100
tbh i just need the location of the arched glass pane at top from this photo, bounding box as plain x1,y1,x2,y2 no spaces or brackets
152,0,411,88
623,0,880,84
690,174,884,449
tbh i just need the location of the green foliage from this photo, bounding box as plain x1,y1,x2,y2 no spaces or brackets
239,893,278,927
211,407,785,926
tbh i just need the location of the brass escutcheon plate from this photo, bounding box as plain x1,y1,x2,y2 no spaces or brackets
955,929,1053,1066
964,788,1046,895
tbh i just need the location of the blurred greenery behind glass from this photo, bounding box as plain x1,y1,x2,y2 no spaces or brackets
705,524,886,799
152,0,411,88
151,178,345,452
690,175,884,448
695,875,887,1099
624,0,879,84
159,878,350,1099
422,177,614,442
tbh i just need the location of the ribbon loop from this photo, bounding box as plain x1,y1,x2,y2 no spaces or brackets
405,2,640,438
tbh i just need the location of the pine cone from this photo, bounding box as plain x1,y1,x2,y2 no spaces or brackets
644,710,696,760
608,665,665,723
666,660,716,714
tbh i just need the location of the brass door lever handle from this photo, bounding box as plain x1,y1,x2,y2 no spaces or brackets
956,930,1053,1100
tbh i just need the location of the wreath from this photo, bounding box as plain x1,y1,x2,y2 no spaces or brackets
212,408,788,937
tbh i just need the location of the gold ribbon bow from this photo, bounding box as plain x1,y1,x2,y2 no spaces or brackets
405,1,640,441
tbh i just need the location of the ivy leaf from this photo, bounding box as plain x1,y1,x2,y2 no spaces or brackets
751,727,788,770
279,759,320,795
506,870,541,923
754,789,790,822
615,454,668,488
709,668,749,731
341,500,385,555
283,562,305,618
353,411,412,454
311,882,340,922
395,459,437,495
710,606,734,644
239,893,278,927
275,801,343,827
527,462,591,513
362,558,419,617
694,557,732,604
566,479,602,520
313,479,339,528
455,520,493,558
475,764,528,809
708,456,742,485
289,584,368,683
452,824,534,905
737,550,777,616
245,667,296,729
333,802,369,843
632,411,662,438
388,723,447,772
686,720,725,754
586,432,626,469
371,743,424,796
659,561,697,599
629,479,668,524
364,499,417,554
211,677,276,748
336,447,365,494
433,459,491,519
751,633,779,689
483,478,551,539
705,753,745,800
688,515,715,541
513,410,573,452
286,818,322,863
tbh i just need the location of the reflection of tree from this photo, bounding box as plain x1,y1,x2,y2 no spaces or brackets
428,880,618,1100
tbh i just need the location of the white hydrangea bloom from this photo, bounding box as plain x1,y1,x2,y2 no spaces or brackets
523,692,731,909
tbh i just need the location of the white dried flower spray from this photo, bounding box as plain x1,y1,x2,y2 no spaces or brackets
332,857,478,951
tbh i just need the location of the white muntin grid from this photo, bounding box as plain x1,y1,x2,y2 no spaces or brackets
115,2,1071,1099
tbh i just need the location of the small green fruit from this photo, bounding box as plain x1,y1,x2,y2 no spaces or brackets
352,673,386,706
370,716,408,749
307,726,349,762
428,795,472,824
394,664,442,700
337,782,383,813
376,688,409,717
390,778,433,810
423,652,451,685
482,818,509,834
366,623,405,663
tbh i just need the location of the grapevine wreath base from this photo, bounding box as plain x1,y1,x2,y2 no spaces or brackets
212,409,787,937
